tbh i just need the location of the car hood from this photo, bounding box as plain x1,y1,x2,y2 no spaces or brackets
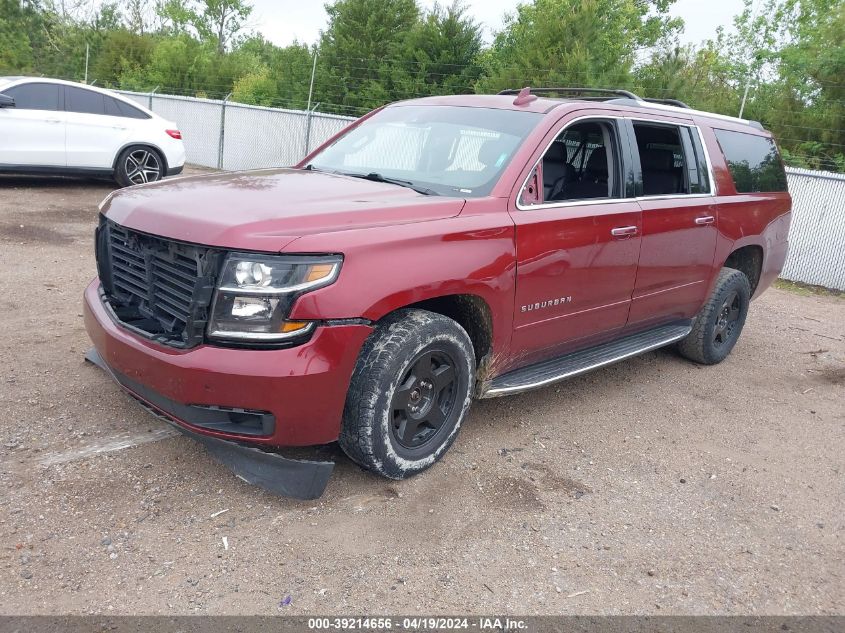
101,168,466,251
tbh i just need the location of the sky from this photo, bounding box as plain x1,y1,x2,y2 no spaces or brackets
245,0,747,49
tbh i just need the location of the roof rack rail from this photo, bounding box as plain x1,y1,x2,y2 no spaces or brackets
498,87,640,100
497,87,762,129
642,97,690,109
497,87,692,109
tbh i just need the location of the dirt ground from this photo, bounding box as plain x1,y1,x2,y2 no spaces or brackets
0,171,842,616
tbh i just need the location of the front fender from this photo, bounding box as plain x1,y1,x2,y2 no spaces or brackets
287,206,516,358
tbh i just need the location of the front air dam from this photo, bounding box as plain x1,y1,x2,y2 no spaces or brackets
84,348,335,500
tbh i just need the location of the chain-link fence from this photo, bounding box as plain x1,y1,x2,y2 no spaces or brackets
781,168,845,291
116,90,354,170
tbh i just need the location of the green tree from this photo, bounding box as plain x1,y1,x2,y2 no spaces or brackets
0,0,38,73
635,41,740,114
231,63,278,105
157,0,252,52
477,0,682,93
240,36,314,109
193,0,253,54
315,0,420,112
395,1,483,96
93,29,155,86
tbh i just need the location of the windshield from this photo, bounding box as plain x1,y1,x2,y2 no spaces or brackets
308,105,542,197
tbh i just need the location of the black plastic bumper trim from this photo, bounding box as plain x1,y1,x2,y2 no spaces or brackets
84,348,334,500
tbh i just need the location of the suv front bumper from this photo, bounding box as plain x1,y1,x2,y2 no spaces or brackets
83,278,372,448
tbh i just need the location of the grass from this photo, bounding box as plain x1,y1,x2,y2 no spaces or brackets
774,278,844,299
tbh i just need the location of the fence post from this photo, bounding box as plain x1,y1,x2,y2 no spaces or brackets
304,102,321,159
303,50,318,159
218,92,232,170
148,86,158,111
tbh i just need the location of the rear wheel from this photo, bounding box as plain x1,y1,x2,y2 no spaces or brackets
678,267,751,365
339,309,475,480
115,146,164,187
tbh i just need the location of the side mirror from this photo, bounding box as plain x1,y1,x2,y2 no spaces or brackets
0,93,15,108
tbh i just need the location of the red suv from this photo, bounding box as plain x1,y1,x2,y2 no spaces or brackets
84,88,791,498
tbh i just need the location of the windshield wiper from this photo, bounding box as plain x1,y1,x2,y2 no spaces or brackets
343,171,439,196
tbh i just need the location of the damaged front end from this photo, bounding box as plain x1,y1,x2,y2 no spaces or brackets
85,348,335,500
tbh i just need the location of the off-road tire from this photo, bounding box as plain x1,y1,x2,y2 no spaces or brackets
677,267,751,365
339,309,475,480
114,145,165,187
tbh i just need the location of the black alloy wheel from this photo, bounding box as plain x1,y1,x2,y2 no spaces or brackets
713,290,742,348
390,349,459,450
677,267,751,365
339,309,475,480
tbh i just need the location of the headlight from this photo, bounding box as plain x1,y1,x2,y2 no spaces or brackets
208,253,341,343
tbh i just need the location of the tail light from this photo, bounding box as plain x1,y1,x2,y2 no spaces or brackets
166,129,182,140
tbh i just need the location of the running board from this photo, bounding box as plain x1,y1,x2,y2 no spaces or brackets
482,321,692,398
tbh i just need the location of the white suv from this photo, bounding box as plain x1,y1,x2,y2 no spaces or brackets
0,77,185,187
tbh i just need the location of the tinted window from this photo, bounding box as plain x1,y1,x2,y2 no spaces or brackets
3,83,60,111
65,86,105,115
633,123,690,196
685,127,711,193
104,95,149,119
714,129,787,193
532,120,622,203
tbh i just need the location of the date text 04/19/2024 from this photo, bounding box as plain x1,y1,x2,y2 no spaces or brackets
306,617,528,630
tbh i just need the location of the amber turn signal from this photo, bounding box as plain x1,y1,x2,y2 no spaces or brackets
279,321,311,333
306,263,336,283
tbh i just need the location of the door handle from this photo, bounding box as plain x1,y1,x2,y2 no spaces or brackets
611,226,638,238
45,119,62,124
112,126,127,130
695,216,715,225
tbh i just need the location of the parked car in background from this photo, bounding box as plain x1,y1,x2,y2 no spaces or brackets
0,77,184,186
83,87,791,498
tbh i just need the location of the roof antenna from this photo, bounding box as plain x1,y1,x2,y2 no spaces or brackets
512,87,537,106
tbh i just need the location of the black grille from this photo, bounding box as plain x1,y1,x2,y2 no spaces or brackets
96,218,222,348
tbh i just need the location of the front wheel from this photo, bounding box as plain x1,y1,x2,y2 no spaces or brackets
339,309,475,480
114,146,164,187
677,267,751,365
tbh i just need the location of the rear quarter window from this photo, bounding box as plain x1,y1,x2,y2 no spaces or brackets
104,95,150,119
714,129,787,193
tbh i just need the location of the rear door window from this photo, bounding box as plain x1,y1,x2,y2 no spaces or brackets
65,86,105,115
714,129,787,193
632,122,692,196
3,83,60,111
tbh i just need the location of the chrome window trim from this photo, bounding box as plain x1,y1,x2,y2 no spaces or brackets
516,114,716,211
515,114,627,211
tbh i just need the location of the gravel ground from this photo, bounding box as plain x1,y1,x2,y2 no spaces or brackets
0,171,843,616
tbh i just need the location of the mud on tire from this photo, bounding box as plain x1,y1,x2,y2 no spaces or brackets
339,309,475,480
677,267,752,365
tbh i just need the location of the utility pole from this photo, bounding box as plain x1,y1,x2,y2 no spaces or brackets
304,50,318,159
84,43,89,83
306,50,318,114
738,0,761,119
218,92,232,170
